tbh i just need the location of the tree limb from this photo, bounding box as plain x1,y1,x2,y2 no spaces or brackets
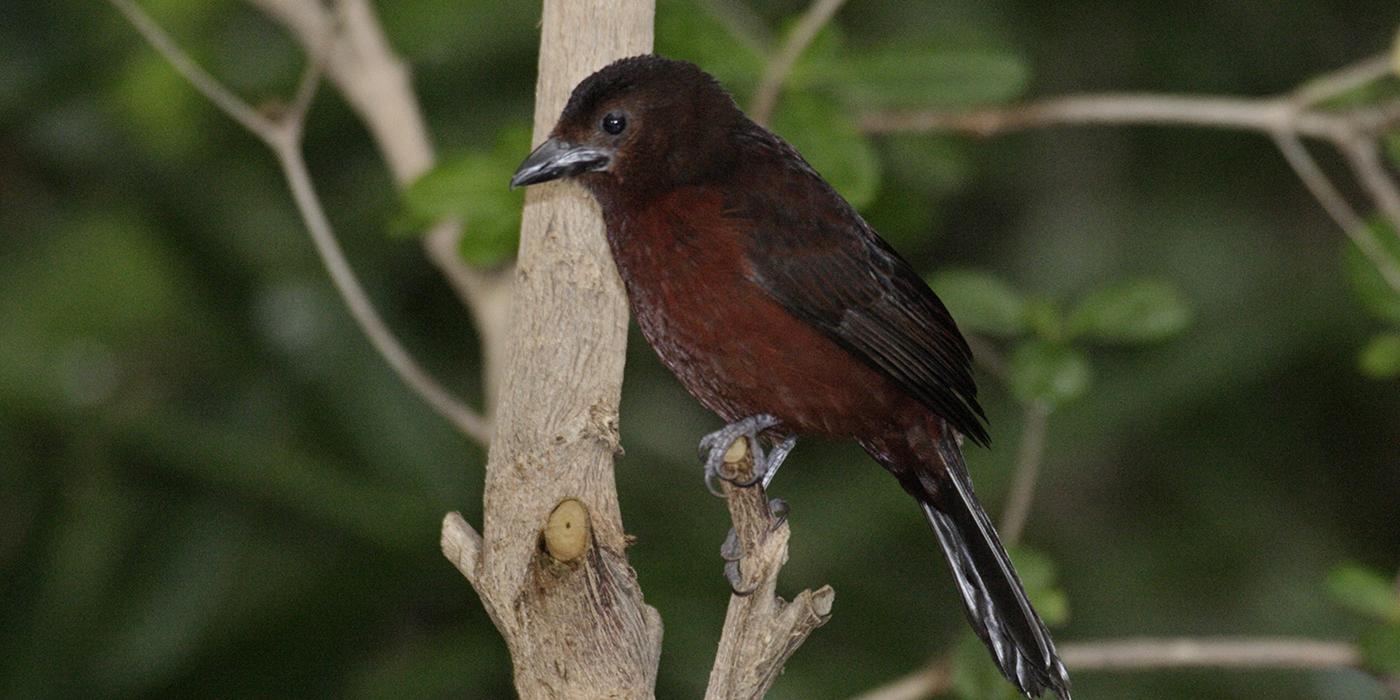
998,400,1049,547
748,0,849,126
852,637,1388,700
245,0,515,409
706,437,834,700
440,1,663,696
858,53,1400,296
106,0,492,443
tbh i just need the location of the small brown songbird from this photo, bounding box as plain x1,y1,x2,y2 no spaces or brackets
511,55,1070,699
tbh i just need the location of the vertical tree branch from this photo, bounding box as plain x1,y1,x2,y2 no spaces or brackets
999,400,1050,547
748,0,849,126
441,1,663,696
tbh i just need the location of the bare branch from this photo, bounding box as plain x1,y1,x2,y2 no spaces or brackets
858,54,1400,297
108,0,492,443
848,660,951,700
1273,132,1400,294
105,0,272,137
1059,637,1362,670
1291,53,1395,108
271,140,493,442
999,401,1050,547
852,637,1376,700
857,93,1380,141
246,0,516,409
440,511,483,585
1342,137,1400,232
706,437,834,700
749,0,849,126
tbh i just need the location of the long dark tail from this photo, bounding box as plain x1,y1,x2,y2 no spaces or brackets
874,432,1071,699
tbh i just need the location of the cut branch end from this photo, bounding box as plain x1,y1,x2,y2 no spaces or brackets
543,498,592,562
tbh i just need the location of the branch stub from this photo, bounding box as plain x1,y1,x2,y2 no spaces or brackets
543,497,591,562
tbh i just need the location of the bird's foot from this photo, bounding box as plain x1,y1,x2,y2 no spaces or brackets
698,414,795,496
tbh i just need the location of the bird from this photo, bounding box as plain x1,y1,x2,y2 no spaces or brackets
510,55,1071,699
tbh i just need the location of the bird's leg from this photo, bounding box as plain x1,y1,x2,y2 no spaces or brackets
697,414,795,496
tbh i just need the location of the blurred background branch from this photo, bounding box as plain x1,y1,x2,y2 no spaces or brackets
106,0,493,442
853,637,1390,700
859,53,1400,296
749,0,848,126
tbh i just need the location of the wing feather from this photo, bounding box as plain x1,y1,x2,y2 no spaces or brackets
729,127,989,445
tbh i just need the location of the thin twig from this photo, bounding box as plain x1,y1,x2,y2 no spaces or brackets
1274,132,1400,293
999,401,1049,547
851,637,1379,700
1291,54,1395,108
859,54,1400,297
107,0,491,443
106,0,271,135
749,0,848,126
848,659,951,700
857,93,1395,142
1342,137,1400,234
1059,637,1362,670
271,141,491,441
247,0,513,412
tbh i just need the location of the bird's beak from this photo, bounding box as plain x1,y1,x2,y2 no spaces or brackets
509,138,612,189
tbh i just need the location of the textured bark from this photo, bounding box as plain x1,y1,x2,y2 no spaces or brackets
441,1,662,697
705,438,834,699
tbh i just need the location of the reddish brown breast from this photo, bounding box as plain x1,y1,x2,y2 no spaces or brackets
597,186,922,438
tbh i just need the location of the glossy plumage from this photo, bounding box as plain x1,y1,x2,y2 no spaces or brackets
511,54,1070,699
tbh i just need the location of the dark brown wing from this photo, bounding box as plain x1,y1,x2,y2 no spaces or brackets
726,125,989,446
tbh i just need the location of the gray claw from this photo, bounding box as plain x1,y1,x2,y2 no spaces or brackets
768,497,789,525
696,414,795,496
720,528,742,562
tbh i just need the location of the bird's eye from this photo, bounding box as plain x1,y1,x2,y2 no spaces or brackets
601,112,627,135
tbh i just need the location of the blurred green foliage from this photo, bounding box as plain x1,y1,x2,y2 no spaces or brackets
4,1,1400,699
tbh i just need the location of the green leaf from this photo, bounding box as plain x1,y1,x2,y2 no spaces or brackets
1359,333,1400,378
1345,220,1400,326
401,126,530,268
830,44,1030,108
929,269,1027,337
1327,564,1400,623
1025,298,1064,342
771,92,881,208
1068,279,1192,344
1009,340,1090,407
1360,624,1400,676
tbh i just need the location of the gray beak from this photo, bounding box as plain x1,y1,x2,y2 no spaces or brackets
509,138,612,189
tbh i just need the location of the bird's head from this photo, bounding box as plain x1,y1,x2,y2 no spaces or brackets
510,55,743,196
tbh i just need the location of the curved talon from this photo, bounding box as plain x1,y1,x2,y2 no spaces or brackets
719,528,742,562
704,469,727,497
767,497,790,526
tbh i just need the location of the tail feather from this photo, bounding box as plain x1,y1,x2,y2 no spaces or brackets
923,435,1070,699
867,428,1070,699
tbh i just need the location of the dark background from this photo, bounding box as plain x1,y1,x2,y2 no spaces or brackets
3,1,1398,698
